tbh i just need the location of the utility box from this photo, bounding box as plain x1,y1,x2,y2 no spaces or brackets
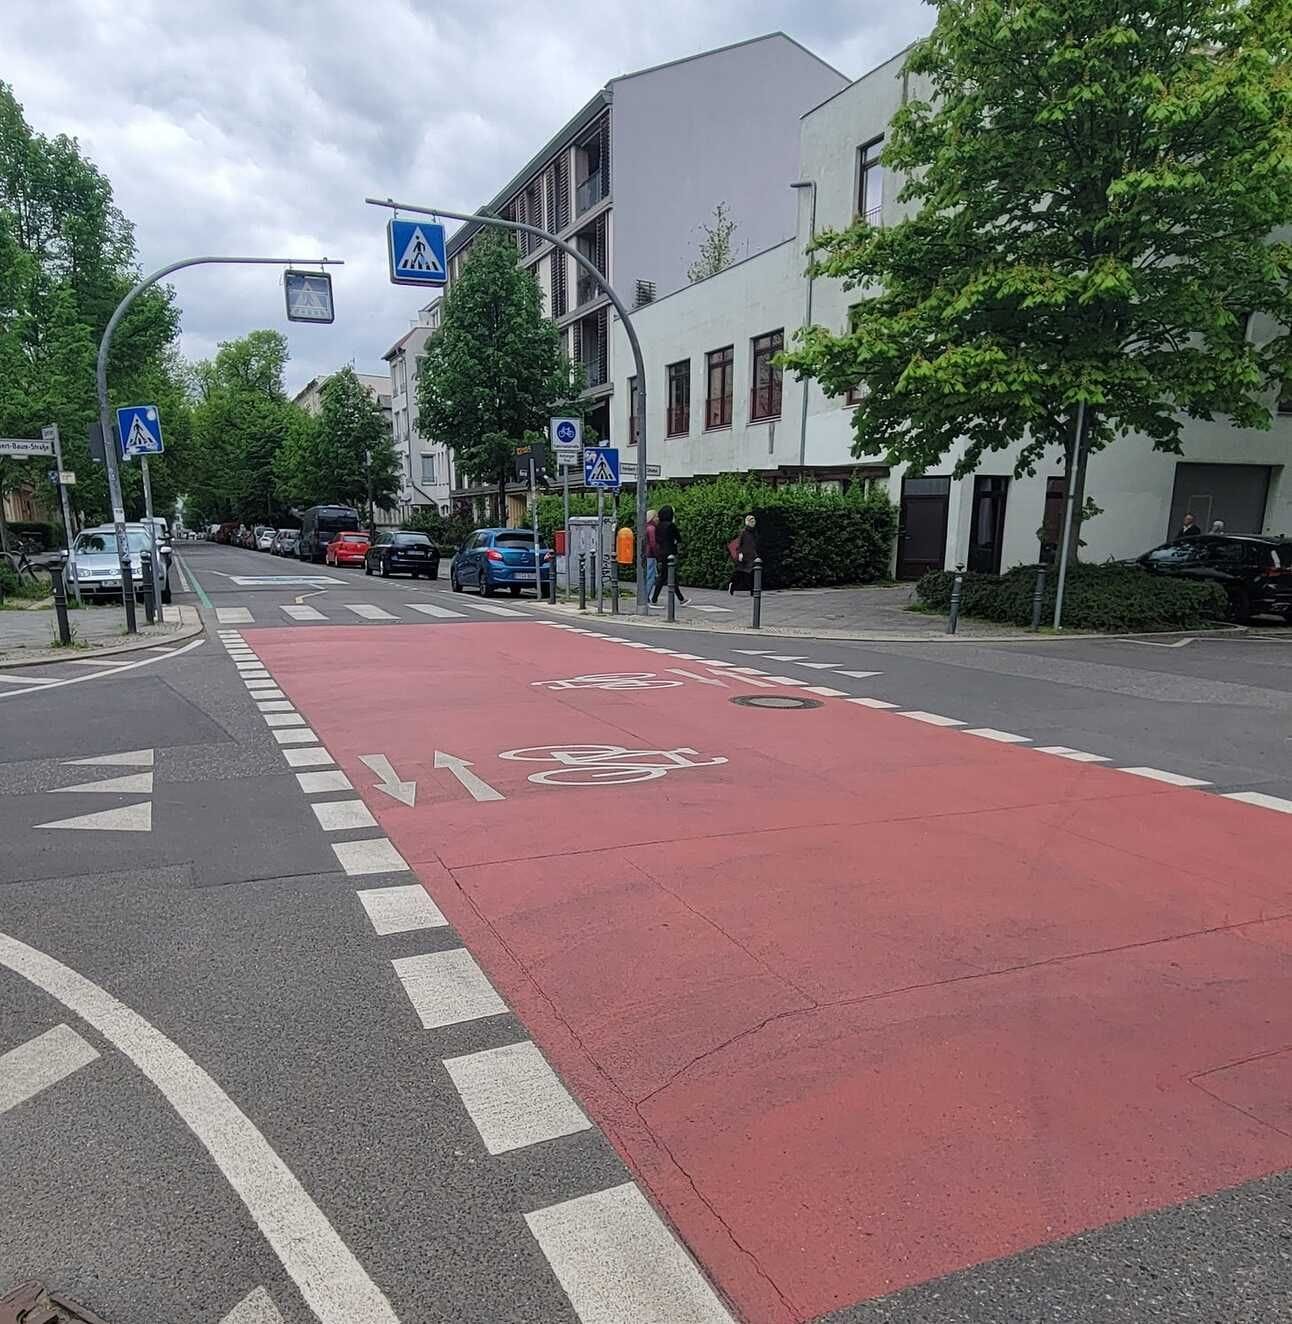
567,515,616,587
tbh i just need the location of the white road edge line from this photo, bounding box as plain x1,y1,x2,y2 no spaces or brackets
0,930,399,1324
1118,766,1212,788
1033,746,1111,763
1222,791,1292,814
0,638,205,702
899,710,966,727
963,728,1032,744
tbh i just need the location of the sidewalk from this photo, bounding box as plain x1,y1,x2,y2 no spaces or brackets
0,601,202,666
541,580,1035,642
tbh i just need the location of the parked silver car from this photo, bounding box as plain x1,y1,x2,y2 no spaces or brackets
67,524,171,604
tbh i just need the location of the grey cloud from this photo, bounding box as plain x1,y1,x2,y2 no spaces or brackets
7,0,931,393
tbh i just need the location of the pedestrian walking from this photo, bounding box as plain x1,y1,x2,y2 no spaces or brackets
644,509,659,602
649,505,687,605
1176,512,1201,538
728,514,758,595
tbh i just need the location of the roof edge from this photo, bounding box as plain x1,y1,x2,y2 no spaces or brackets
609,31,848,87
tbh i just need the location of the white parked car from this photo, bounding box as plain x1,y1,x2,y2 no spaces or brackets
256,528,277,551
66,524,171,604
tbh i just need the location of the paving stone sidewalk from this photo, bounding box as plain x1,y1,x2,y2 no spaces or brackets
0,602,200,665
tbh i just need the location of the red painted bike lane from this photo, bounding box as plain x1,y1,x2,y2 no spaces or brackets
252,622,1292,1323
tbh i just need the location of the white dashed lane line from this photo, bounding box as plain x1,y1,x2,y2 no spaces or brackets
391,949,508,1028
357,884,447,935
1223,791,1292,814
1118,766,1212,788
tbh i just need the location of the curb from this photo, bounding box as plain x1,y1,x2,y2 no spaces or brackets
523,598,1246,646
0,604,204,669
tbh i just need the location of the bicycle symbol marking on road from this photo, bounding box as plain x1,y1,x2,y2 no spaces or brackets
497,744,728,787
531,673,683,692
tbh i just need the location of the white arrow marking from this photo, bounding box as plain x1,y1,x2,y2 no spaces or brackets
219,1288,283,1324
358,754,417,807
434,750,504,802
53,771,153,794
65,747,154,768
37,801,152,832
1128,637,1196,648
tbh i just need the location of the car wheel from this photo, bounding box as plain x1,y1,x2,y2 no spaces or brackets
1228,588,1252,624
379,559,389,577
364,562,372,576
429,568,438,580
509,586,522,596
451,571,463,593
481,576,495,597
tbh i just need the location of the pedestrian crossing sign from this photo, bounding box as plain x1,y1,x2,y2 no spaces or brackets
387,218,448,287
283,270,335,323
116,404,164,457
583,446,620,490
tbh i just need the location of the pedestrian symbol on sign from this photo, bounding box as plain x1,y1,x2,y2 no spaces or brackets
397,227,441,274
386,218,448,287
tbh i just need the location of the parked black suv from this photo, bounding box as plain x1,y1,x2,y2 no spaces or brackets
1136,534,1292,622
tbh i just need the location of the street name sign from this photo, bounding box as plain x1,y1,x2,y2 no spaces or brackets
387,218,447,287
117,404,164,457
583,446,620,490
283,270,335,323
0,437,54,458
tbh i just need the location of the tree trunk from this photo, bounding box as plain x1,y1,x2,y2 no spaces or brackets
496,470,507,527
1060,406,1094,565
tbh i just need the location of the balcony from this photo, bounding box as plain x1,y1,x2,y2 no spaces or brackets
575,270,603,307
575,169,606,216
581,356,606,388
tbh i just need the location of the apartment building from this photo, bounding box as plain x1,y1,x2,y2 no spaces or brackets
611,46,1292,575
292,371,392,423
383,299,455,518
441,32,850,478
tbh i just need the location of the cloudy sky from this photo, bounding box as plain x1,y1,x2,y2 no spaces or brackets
6,0,932,395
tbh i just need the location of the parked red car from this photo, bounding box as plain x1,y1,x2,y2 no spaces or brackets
324,531,370,567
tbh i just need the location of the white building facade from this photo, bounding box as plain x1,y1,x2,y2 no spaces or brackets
440,32,850,501
612,47,1292,576
384,299,455,518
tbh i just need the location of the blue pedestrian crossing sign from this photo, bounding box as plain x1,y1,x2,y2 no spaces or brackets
583,446,619,490
387,218,447,287
116,404,164,458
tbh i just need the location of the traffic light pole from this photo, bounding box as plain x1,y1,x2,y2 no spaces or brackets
365,197,651,614
96,254,343,631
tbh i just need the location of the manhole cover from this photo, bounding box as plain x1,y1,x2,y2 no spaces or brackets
730,694,823,710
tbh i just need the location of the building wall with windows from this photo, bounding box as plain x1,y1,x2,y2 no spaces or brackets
611,46,1292,573
384,299,454,520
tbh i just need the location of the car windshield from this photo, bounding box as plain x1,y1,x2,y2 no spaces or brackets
75,530,150,554
1144,542,1204,564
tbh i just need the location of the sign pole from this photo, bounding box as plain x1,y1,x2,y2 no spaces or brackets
596,490,605,615
529,456,541,599
141,455,163,623
44,425,80,606
562,463,570,596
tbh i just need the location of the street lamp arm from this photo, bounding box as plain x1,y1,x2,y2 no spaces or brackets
95,254,344,633
364,196,650,612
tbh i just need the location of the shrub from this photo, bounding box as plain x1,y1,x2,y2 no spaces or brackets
400,507,474,551
915,562,1229,632
536,476,896,589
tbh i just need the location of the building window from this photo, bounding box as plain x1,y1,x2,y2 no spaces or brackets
420,453,437,485
1279,380,1292,415
666,360,690,436
858,136,884,224
750,330,784,422
845,305,865,406
705,346,734,429
628,377,640,445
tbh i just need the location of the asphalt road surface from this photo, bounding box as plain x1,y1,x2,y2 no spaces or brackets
2,537,1289,1324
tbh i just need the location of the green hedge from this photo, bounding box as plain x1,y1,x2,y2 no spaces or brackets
915,562,1229,632
536,475,896,589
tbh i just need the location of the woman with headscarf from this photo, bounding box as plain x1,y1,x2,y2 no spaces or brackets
728,514,758,595
644,509,659,602
649,505,687,605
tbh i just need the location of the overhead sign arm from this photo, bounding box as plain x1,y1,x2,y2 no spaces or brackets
365,196,651,614
95,253,343,632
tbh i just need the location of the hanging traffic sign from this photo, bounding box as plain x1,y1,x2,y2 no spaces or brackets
387,218,447,287
583,446,619,490
550,416,583,467
117,404,164,457
283,270,335,323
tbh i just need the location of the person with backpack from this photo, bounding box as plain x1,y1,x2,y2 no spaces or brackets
649,505,687,605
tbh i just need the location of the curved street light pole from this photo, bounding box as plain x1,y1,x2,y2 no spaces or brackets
97,255,344,631
365,197,650,614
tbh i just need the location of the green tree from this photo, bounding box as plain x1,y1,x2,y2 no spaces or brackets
416,231,583,522
782,0,1292,560
686,202,739,282
313,367,400,525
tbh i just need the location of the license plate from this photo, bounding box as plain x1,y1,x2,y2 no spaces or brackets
512,572,535,581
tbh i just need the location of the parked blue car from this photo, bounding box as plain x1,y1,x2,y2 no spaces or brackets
450,528,554,597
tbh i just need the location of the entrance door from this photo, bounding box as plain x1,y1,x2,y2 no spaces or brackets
897,476,950,579
967,476,1009,574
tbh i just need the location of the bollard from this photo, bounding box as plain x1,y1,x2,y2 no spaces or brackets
549,565,558,604
946,568,964,634
51,560,72,645
592,550,602,615
140,552,156,625
666,554,677,623
1030,564,1047,632
578,553,587,612
611,569,619,614
752,557,763,629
